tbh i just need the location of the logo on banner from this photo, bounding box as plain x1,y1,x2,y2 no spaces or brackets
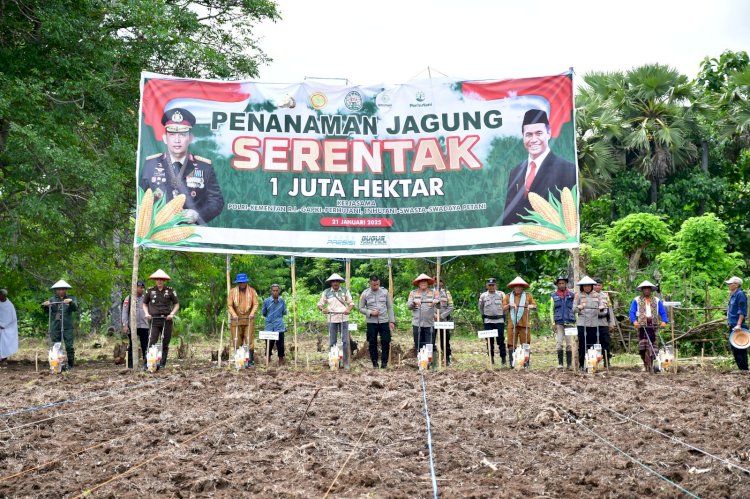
410,90,432,108
376,90,393,110
310,92,328,110
326,236,356,246
360,235,388,247
344,91,363,111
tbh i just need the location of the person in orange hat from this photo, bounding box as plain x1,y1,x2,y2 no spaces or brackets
139,108,224,225
228,273,259,367
503,276,537,367
142,269,179,369
408,274,439,356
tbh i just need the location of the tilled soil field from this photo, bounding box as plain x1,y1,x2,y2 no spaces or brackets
1,361,749,498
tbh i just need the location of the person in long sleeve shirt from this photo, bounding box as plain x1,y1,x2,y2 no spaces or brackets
317,273,354,369
408,274,439,354
725,276,748,371
261,284,287,365
121,280,149,369
628,280,668,373
359,275,395,368
479,278,506,366
228,273,260,366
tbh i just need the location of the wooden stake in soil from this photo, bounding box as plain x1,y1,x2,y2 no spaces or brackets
435,256,444,369
35,351,38,372
292,256,298,368
217,319,225,368
129,245,141,371
486,337,492,370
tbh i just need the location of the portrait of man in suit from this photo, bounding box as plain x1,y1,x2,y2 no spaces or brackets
501,109,577,225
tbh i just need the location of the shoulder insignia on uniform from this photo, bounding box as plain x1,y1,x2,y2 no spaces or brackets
146,153,162,160
194,155,212,165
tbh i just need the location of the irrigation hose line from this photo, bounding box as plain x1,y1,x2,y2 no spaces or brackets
539,374,750,476
73,385,295,498
574,417,701,499
0,379,164,418
420,371,440,499
322,388,390,499
1,385,164,434
502,375,703,499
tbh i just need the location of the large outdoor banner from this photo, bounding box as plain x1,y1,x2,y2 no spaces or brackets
135,71,579,257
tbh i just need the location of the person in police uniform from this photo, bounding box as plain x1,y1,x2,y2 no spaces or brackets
139,108,224,225
479,277,506,366
142,269,180,369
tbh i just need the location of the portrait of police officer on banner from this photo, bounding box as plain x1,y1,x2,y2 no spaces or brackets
139,108,224,225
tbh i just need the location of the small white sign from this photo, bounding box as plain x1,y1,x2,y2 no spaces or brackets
564,327,578,337
348,323,358,331
478,329,498,339
663,301,682,307
434,321,455,330
259,330,279,341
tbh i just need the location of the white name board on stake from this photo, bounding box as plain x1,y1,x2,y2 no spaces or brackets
259,330,279,341
663,301,682,307
564,327,578,337
348,323,358,332
434,321,455,329
478,329,498,338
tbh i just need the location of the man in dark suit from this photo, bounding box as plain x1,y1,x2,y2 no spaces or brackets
501,109,577,225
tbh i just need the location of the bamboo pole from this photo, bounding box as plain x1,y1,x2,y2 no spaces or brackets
345,258,352,370
345,258,351,290
292,256,298,368
670,305,677,373
436,256,444,369
387,258,394,304
486,338,492,369
220,254,230,368
129,245,141,371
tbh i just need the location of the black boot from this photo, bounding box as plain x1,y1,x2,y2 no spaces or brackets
158,349,168,369
557,350,564,369
566,351,573,369
372,360,379,368
67,351,75,369
248,349,255,367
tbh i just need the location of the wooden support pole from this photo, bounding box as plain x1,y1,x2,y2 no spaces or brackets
387,258,394,304
291,256,298,368
129,245,141,371
220,254,230,368
670,305,677,373
435,256,443,369
486,338,492,370
345,258,351,290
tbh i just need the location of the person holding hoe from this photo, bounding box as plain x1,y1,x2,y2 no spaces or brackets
142,269,179,370
628,280,668,373
42,280,78,369
408,273,439,359
228,273,260,367
317,273,354,369
503,276,537,368
573,276,605,371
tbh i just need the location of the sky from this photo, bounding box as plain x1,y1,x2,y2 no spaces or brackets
252,0,750,86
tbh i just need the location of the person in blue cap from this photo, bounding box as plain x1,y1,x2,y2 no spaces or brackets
228,272,259,367
121,280,149,369
139,107,224,225
725,276,748,371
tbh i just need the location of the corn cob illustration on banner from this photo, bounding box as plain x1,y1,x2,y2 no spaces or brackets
134,188,199,246
516,186,578,244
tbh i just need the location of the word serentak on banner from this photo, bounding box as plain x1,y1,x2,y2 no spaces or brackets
135,71,579,257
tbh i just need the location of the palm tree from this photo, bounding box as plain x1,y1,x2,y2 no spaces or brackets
575,76,625,201
616,64,699,204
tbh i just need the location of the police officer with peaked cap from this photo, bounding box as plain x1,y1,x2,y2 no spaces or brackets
139,108,224,225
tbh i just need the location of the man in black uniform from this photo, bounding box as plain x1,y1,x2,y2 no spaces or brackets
139,108,224,225
142,269,180,369
42,279,79,369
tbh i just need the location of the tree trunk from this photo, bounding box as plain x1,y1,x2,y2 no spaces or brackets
109,229,124,331
628,247,645,285
649,179,658,205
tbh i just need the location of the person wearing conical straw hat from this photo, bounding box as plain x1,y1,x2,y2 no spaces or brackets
503,276,537,368
628,280,667,373
142,269,180,370
228,273,259,367
42,280,79,369
573,276,605,371
408,273,439,357
725,276,748,371
317,273,354,369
